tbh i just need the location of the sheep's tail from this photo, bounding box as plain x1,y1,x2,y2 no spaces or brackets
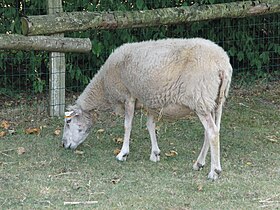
214,65,232,130
217,68,232,106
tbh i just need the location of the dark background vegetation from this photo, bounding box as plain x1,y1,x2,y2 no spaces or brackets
0,0,279,96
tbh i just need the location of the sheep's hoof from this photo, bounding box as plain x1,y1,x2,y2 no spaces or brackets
193,162,204,171
208,169,222,181
116,153,129,161
150,152,160,162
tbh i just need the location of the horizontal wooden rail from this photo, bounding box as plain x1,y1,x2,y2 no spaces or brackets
0,34,92,53
21,0,280,36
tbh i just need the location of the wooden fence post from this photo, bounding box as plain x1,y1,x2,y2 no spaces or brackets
48,0,65,116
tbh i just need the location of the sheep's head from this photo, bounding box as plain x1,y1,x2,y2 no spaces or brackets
62,108,93,149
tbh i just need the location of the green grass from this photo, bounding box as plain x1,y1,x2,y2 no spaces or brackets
0,83,280,209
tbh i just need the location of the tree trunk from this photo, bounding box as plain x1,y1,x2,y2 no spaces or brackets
21,0,280,36
0,34,91,52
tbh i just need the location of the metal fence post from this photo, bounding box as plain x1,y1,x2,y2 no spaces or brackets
48,0,65,116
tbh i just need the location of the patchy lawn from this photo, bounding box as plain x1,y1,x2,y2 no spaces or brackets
0,83,279,209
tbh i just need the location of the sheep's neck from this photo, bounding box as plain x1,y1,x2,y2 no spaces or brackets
76,72,109,112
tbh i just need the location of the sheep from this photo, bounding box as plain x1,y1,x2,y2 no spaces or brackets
62,38,232,180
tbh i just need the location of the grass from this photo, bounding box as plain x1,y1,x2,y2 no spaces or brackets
0,83,280,209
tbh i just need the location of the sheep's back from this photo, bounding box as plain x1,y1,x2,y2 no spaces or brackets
107,38,232,115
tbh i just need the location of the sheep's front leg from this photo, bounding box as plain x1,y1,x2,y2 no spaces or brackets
147,114,160,162
197,113,221,180
116,97,135,161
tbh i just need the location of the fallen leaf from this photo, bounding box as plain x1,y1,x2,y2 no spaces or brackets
0,131,7,137
74,150,84,155
17,147,26,155
113,148,121,156
114,137,123,144
197,184,203,192
165,150,178,157
54,129,61,136
1,120,10,129
25,127,41,135
96,129,105,133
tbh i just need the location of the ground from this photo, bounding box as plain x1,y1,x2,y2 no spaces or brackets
0,82,279,209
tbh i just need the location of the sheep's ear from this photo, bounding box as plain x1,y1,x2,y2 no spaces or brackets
73,108,82,116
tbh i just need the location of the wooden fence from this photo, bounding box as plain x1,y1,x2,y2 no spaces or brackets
1,0,279,116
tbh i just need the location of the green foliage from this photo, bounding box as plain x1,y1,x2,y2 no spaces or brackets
0,0,48,94
0,49,48,95
0,0,279,94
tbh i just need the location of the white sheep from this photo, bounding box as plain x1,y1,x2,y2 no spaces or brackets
62,38,232,180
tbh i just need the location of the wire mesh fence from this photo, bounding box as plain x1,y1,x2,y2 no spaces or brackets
0,0,279,123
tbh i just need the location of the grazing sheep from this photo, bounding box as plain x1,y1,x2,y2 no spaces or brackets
62,38,232,180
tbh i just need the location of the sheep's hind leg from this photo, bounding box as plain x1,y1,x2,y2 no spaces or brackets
197,113,221,180
116,97,135,161
193,111,214,170
193,130,209,171
147,114,160,162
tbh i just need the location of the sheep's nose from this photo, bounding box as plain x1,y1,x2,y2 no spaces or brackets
62,139,66,147
62,139,70,149
62,143,72,149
